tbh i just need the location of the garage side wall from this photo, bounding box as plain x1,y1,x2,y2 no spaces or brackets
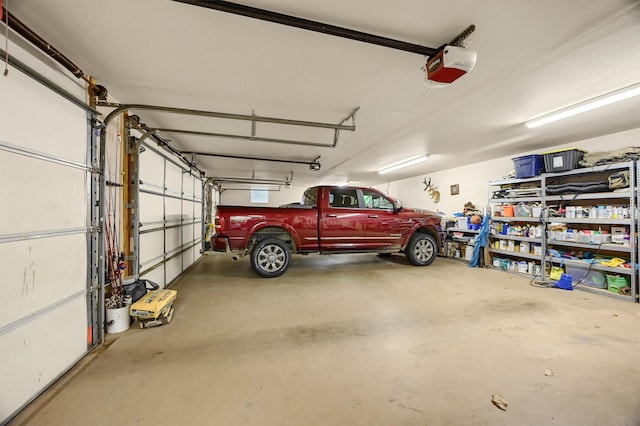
377,128,640,216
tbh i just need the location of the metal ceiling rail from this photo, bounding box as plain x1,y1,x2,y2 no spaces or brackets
99,102,358,149
222,186,283,192
172,0,440,57
99,102,357,131
155,127,336,148
211,176,291,185
181,150,319,167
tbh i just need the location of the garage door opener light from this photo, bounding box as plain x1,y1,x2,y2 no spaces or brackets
378,155,430,175
525,83,640,129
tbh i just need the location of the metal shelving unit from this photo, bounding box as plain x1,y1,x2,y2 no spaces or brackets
488,161,637,302
488,175,545,278
443,227,479,262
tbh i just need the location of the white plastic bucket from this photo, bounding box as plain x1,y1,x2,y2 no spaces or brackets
106,306,130,334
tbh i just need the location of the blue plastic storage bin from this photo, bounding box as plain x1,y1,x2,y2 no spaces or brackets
512,154,544,178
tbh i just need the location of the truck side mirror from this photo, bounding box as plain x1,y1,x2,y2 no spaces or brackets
393,200,402,213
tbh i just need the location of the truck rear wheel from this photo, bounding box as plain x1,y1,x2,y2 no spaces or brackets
405,233,437,266
250,237,290,278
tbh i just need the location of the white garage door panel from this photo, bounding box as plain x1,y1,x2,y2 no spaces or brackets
165,197,181,220
182,178,195,199
165,165,182,192
0,296,86,421
139,192,164,224
166,257,182,284
182,246,195,266
0,153,86,235
183,200,195,218
139,144,204,288
0,71,86,163
0,41,94,424
182,224,195,244
139,150,165,187
142,267,165,288
166,227,181,253
139,231,164,267
1,233,86,329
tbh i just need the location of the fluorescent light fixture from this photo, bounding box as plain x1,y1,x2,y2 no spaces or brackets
378,155,430,175
525,83,640,129
335,181,349,187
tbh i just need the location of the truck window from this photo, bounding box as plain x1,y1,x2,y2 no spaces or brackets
330,188,359,208
362,189,394,210
301,187,318,207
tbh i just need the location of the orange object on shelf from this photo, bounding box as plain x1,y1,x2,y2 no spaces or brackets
502,206,515,217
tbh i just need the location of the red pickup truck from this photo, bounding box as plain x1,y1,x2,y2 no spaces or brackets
213,185,443,277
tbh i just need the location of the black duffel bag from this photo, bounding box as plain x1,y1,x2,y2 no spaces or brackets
123,279,160,303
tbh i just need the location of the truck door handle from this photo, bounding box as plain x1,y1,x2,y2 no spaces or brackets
326,214,337,217
368,215,379,218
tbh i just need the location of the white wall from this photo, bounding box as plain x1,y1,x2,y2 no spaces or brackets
216,128,639,212
376,128,640,216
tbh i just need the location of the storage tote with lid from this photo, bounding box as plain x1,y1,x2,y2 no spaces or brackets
512,154,544,178
542,149,585,173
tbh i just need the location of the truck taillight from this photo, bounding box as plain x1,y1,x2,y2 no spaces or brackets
214,215,224,232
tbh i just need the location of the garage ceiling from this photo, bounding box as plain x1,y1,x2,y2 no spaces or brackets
7,0,640,188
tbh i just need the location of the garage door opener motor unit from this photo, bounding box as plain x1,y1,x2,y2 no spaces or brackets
426,46,477,86
425,25,477,87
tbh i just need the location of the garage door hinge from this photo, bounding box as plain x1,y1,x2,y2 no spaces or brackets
91,119,105,130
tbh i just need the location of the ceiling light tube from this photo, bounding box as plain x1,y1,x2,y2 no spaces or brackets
525,83,640,129
378,155,430,174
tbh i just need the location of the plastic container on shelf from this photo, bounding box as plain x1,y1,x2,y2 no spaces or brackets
502,206,515,217
457,217,468,229
606,275,630,293
512,154,544,178
531,206,542,218
465,245,474,261
542,148,585,173
517,261,528,273
590,233,612,244
565,264,607,289
515,204,531,217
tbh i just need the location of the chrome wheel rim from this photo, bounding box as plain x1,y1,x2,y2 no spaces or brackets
257,244,286,272
414,239,434,262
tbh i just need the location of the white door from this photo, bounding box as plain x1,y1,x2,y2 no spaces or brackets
138,144,204,287
0,44,97,422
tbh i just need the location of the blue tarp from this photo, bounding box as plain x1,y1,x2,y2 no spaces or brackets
469,214,491,267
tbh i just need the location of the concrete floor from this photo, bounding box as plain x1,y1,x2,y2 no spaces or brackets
9,253,640,426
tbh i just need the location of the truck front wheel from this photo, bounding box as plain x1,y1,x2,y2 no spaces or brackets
405,233,437,266
250,237,291,278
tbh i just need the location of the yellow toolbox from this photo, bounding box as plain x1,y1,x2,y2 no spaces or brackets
130,289,177,321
